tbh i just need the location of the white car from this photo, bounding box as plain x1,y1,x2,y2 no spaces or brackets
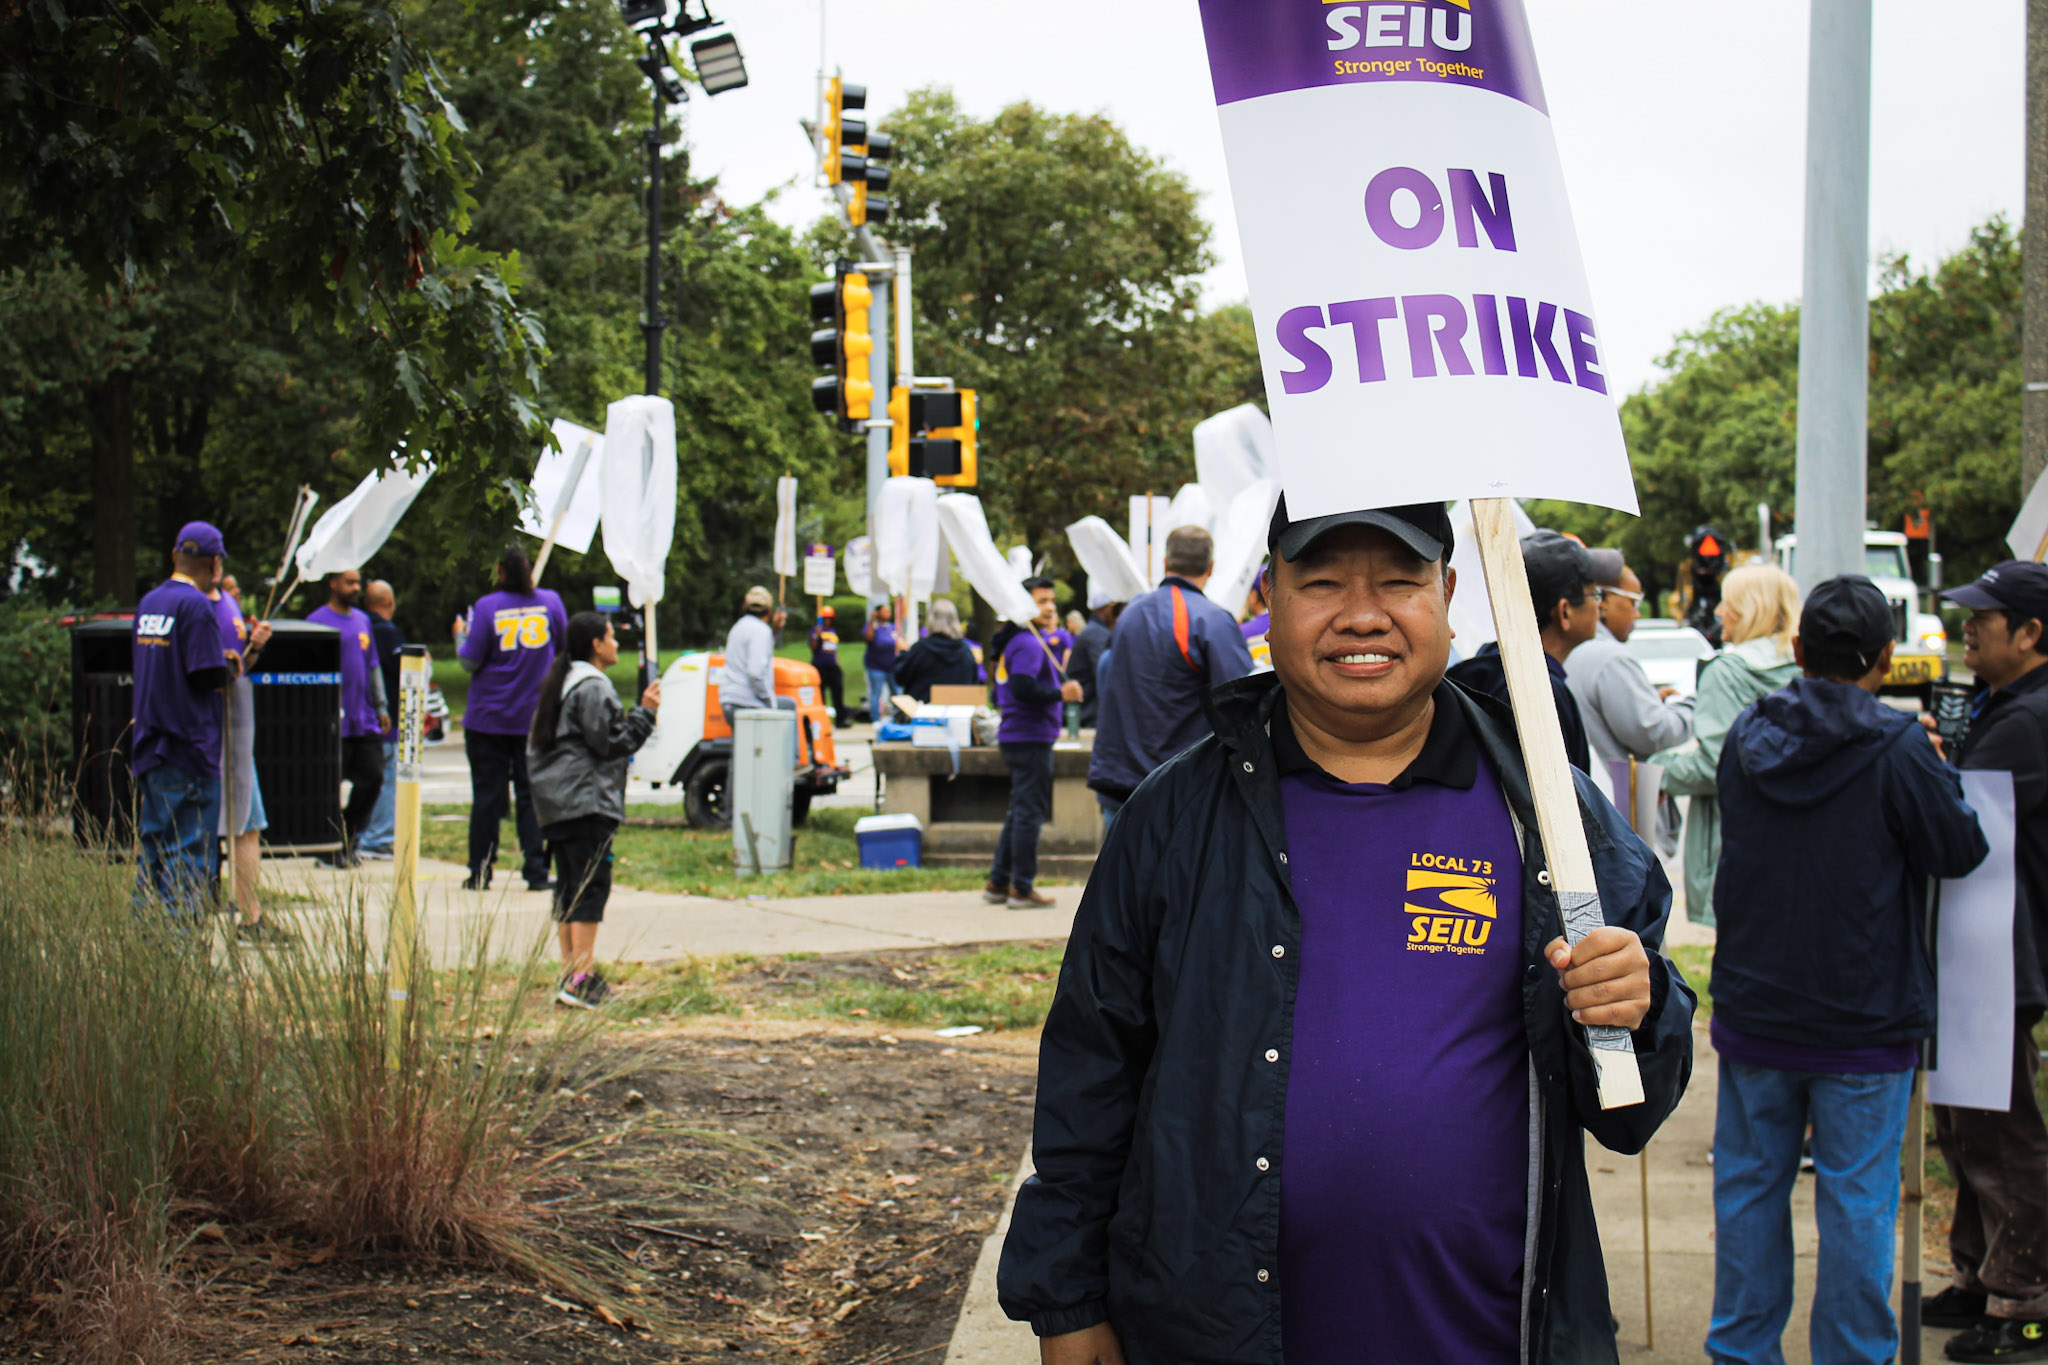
1624,621,1717,700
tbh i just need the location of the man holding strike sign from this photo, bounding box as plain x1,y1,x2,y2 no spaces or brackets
999,3,1695,1362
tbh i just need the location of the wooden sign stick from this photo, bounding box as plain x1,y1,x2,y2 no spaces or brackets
1471,498,1645,1109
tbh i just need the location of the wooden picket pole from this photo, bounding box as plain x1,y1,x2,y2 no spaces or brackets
1471,498,1644,1109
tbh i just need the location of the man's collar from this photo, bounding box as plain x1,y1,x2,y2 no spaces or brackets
169,573,199,589
1161,574,1205,595
1992,658,2048,698
1272,680,1477,790
1595,622,1618,643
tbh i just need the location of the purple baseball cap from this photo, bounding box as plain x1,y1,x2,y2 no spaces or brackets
172,521,227,558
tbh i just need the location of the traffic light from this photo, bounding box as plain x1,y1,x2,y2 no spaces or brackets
929,388,977,487
885,387,977,485
823,77,892,224
809,262,874,433
850,130,892,227
887,386,911,476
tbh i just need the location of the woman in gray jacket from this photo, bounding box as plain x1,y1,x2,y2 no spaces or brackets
528,612,660,1008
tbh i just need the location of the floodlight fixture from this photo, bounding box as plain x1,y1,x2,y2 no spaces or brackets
690,32,749,95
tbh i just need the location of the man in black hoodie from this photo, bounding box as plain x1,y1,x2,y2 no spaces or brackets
1708,575,1988,1364
1927,560,2048,1362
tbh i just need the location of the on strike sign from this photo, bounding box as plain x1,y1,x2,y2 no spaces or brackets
1197,0,1636,517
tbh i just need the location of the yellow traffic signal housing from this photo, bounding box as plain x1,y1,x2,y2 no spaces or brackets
808,263,875,433
932,388,977,487
887,386,910,476
841,272,874,422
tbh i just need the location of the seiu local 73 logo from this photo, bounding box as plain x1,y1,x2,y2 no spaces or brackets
1405,852,1499,954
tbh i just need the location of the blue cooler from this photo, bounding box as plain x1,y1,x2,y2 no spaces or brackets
855,813,924,869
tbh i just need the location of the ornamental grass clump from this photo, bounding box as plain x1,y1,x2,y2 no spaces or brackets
0,798,609,1360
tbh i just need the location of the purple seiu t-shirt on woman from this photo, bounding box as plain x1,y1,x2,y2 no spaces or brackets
865,621,898,671
458,589,568,735
994,629,1062,743
1277,703,1528,1365
131,576,227,779
305,604,383,738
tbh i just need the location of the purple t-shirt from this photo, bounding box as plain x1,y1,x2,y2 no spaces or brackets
213,592,249,665
865,621,898,671
1710,1016,1917,1075
994,629,1062,743
306,604,383,738
458,589,568,736
132,576,227,779
1279,745,1528,1364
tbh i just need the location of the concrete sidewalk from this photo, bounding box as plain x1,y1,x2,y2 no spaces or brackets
265,852,1076,962
943,1029,1957,1365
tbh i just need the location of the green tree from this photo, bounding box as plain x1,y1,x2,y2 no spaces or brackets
1,0,546,601
1528,219,2023,599
859,89,1264,566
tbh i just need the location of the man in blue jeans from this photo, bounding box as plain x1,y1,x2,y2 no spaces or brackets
131,522,233,920
985,578,1081,909
1708,575,1988,1363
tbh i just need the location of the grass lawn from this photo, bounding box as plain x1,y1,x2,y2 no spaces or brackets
431,639,875,722
602,940,1068,1032
1667,942,1712,1020
420,801,994,900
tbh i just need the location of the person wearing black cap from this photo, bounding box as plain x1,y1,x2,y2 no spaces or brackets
1445,529,1598,773
1705,575,1987,1364
131,522,235,920
1000,498,1694,1365
1924,560,2048,1360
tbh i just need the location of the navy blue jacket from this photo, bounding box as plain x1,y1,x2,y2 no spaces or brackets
1002,672,1696,1363
1713,677,1987,1050
1447,643,1592,774
1088,576,1253,797
1957,664,2048,1013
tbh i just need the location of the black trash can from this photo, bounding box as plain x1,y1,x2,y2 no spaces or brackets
248,621,344,853
71,617,136,848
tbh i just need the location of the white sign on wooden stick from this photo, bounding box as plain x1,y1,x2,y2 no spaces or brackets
803,551,836,598
1196,0,1636,518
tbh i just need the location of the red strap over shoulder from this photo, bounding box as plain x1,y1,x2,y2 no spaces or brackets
1169,586,1200,675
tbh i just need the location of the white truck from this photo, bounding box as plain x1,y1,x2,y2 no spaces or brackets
1773,530,1948,702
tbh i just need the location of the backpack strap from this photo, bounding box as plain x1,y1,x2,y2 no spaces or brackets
1169,586,1201,676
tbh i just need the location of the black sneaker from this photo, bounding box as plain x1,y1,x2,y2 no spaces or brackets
1926,1287,1992,1330
235,919,298,948
555,971,611,1010
314,849,360,869
462,870,491,891
525,878,554,893
1947,1318,2048,1362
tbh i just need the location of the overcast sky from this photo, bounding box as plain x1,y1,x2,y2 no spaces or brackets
674,1,2024,397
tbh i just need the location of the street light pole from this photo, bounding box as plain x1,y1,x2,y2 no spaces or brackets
644,85,666,398
1791,0,1873,594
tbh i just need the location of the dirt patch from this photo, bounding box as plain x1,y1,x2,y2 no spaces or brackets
0,1016,1040,1364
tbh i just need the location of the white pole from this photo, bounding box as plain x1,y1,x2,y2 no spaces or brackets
1791,0,1873,594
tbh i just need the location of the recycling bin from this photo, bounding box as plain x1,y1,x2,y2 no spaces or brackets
248,621,344,852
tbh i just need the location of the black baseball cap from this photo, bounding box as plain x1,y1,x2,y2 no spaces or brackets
1267,494,1453,564
1522,530,1596,620
1944,560,2048,621
1801,575,1895,671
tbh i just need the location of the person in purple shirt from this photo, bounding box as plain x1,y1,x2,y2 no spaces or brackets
863,603,899,719
306,566,389,866
1000,499,1694,1364
131,521,233,919
982,578,1081,910
457,544,566,892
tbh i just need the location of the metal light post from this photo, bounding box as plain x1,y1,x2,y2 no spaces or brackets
620,1,749,399
1791,0,1873,594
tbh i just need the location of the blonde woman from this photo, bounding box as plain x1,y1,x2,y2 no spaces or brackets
1655,565,1803,925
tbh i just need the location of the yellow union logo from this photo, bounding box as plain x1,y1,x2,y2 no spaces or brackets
1405,869,1497,952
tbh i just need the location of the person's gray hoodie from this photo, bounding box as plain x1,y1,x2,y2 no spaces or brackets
529,662,657,827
